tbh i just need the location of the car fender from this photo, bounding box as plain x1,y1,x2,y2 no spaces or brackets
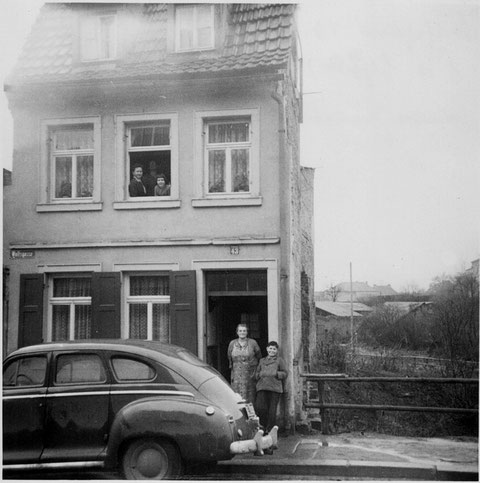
105,396,234,467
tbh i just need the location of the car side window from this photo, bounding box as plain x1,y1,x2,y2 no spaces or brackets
3,356,48,387
111,357,156,381
111,356,179,384
55,354,106,384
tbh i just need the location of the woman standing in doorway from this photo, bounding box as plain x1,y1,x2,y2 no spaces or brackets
227,323,261,403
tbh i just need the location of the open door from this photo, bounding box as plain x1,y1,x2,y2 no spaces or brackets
205,270,268,380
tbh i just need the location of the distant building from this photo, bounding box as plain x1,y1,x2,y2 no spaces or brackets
373,284,397,297
320,281,398,302
315,301,372,340
466,259,479,279
3,169,12,186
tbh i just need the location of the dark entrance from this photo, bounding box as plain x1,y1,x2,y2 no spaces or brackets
205,270,268,381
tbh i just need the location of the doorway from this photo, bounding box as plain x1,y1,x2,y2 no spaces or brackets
205,270,268,381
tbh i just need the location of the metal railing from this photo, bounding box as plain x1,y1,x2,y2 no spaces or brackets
301,373,479,434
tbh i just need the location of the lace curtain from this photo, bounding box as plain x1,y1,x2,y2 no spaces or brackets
52,278,92,341
129,276,170,342
130,276,169,295
208,150,225,192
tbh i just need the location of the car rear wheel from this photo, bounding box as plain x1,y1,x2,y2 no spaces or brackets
122,438,183,480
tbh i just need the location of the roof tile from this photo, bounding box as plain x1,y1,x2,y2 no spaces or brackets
8,3,295,85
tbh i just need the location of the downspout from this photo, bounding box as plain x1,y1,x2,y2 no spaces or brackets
271,80,296,433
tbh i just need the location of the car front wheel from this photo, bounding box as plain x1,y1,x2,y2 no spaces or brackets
122,438,183,480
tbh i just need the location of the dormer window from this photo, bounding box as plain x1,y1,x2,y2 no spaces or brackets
80,14,117,61
175,5,214,52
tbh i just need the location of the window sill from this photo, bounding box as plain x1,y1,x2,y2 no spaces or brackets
113,200,181,210
192,197,262,208
36,202,103,212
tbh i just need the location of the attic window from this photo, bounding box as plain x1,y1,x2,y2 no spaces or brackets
175,5,214,52
80,15,117,61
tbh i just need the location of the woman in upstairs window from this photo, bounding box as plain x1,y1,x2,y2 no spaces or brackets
154,174,171,196
227,323,261,403
128,165,147,197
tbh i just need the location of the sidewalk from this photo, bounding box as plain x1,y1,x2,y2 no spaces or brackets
218,431,478,480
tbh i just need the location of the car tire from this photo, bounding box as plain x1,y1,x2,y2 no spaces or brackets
122,438,183,480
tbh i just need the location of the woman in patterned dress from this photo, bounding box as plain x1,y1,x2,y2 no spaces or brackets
227,323,261,402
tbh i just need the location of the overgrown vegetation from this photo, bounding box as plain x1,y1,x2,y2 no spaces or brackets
357,272,479,377
311,271,479,437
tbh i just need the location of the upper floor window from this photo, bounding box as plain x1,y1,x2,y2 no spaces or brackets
205,119,251,194
127,123,171,198
192,109,260,207
50,126,94,200
80,15,117,61
175,5,214,52
39,117,101,212
114,113,179,209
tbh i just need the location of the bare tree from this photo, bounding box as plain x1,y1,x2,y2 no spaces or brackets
326,284,342,301
429,272,479,376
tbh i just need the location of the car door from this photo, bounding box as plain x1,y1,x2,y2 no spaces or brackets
3,353,49,463
41,351,110,462
108,352,193,416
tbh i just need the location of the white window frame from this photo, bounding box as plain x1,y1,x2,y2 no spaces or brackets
114,113,180,210
204,119,252,195
123,273,171,341
80,14,117,62
175,4,214,52
50,128,94,202
193,109,261,207
47,274,92,342
38,117,102,212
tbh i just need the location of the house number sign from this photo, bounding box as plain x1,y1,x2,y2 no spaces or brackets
230,246,240,255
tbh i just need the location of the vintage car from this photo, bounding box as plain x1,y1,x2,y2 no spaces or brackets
3,340,277,479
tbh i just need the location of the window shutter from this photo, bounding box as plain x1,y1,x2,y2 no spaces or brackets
18,274,44,348
169,271,197,354
91,272,121,339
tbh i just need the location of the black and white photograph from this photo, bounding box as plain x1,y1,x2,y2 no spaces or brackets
1,0,478,480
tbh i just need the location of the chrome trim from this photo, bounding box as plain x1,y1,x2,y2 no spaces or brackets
4,461,104,471
2,394,45,400
3,390,195,400
109,390,194,398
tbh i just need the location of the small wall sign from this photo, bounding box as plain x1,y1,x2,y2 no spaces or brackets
230,245,240,255
10,249,35,259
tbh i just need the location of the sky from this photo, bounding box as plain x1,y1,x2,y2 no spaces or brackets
1,0,479,292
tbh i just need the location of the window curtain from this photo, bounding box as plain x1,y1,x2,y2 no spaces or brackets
54,278,91,297
75,305,92,339
77,155,94,197
231,149,249,191
129,304,148,339
208,150,225,192
130,276,169,295
52,305,69,341
153,304,170,342
208,123,248,143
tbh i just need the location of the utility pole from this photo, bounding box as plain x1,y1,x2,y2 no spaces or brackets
350,262,355,360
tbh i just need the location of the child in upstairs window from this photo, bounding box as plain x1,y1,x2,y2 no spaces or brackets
254,341,287,435
154,174,171,196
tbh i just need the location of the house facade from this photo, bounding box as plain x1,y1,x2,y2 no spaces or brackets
3,3,315,429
